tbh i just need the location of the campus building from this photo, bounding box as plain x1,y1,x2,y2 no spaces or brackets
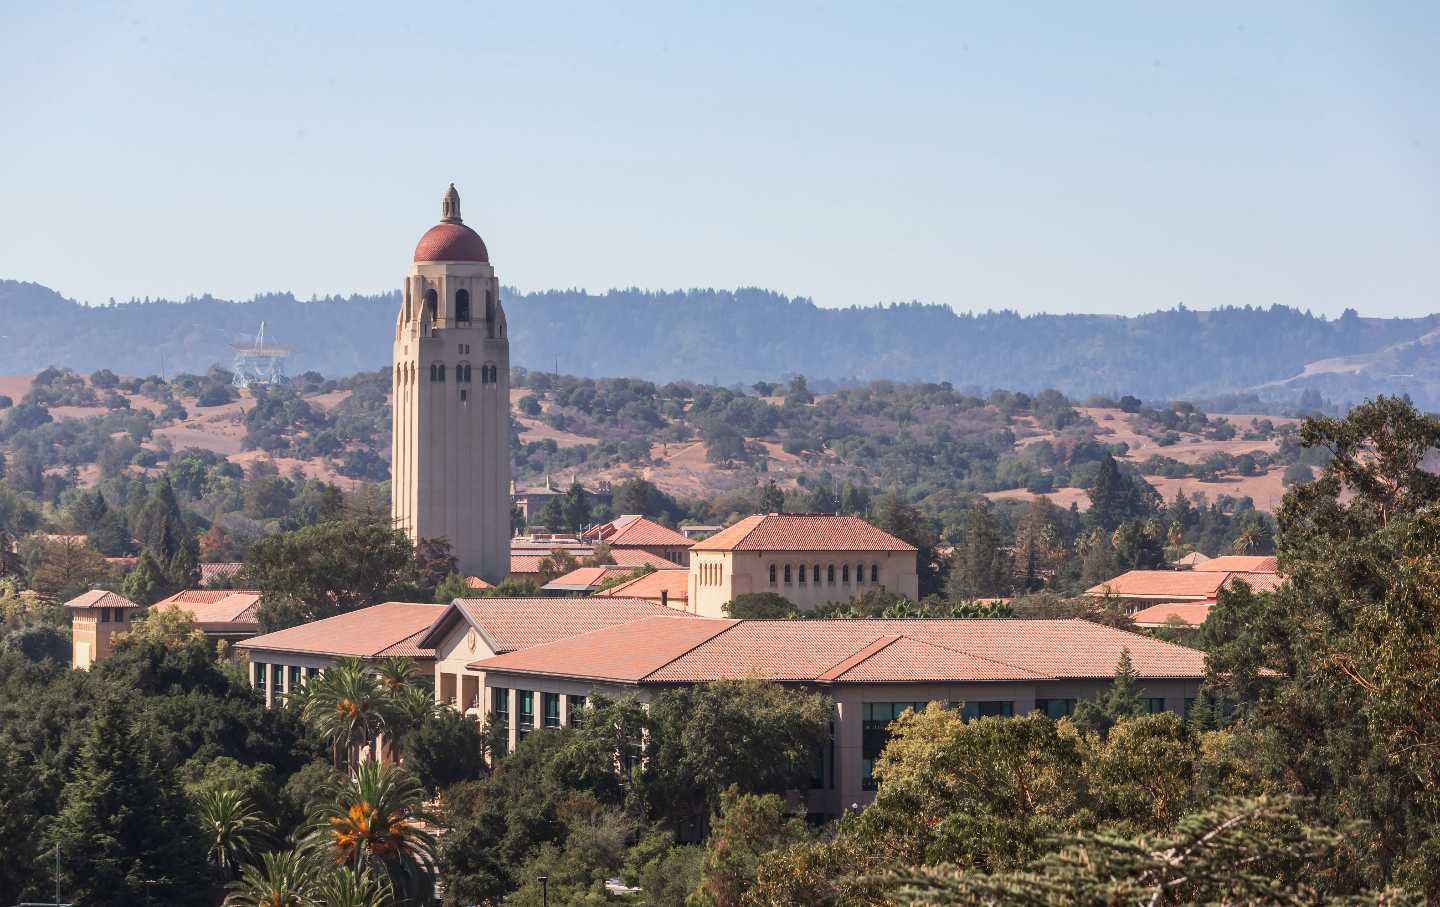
1087,555,1283,626
687,513,919,617
66,590,141,669
392,184,511,582
472,616,1207,815
236,601,445,707
582,515,695,566
416,597,694,751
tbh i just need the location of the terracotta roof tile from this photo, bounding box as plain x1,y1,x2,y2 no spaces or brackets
1087,570,1284,599
424,597,699,654
585,515,694,548
509,555,548,575
154,589,263,629
465,576,494,590
1192,555,1278,573
238,602,445,658
689,513,916,552
475,617,1206,685
64,589,138,610
1132,602,1215,628
543,566,638,591
413,222,488,262
609,549,683,569
200,562,244,584
592,569,689,604
475,615,737,681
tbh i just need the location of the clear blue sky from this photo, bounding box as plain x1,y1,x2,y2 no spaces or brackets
2,2,1436,317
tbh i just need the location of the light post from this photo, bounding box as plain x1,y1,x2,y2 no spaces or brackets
538,875,548,907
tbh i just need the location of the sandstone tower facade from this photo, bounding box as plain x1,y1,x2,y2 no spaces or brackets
392,185,510,582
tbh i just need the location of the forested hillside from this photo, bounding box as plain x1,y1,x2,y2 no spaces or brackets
3,280,1437,406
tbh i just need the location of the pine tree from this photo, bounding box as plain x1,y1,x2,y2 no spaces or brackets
122,550,167,605
945,503,1010,600
49,696,208,906
759,480,785,514
1071,649,1145,737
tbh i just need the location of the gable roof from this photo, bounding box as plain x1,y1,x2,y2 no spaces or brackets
610,549,683,568
237,602,446,659
593,569,689,604
690,513,916,553
584,515,694,548
417,596,698,654
1087,569,1283,600
153,589,263,630
1191,555,1279,574
65,589,139,610
474,617,1207,685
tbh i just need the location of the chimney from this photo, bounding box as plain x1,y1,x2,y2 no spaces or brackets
661,589,669,609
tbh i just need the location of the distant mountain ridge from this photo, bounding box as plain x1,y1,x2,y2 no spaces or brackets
2,280,1437,406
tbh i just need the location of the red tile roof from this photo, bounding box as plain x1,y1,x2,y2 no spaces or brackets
509,555,548,575
474,617,1207,685
584,515,694,548
465,576,494,590
689,513,915,552
592,569,689,604
65,589,139,610
1192,555,1279,574
237,602,446,659
154,589,263,630
417,596,699,654
413,222,488,263
610,549,683,569
200,562,245,584
542,565,638,591
1131,601,1215,628
1087,570,1283,599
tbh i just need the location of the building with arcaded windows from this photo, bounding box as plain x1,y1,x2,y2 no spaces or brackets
416,596,699,754
686,513,919,617
471,616,1207,817
66,590,141,669
392,184,511,583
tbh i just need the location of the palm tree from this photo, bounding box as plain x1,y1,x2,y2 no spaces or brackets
311,867,395,907
1233,524,1263,554
302,657,392,769
304,762,438,904
374,655,418,692
223,849,312,907
385,684,438,762
198,788,273,879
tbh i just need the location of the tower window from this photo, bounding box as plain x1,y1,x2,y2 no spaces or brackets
424,288,437,323
460,389,468,402
437,363,446,382
485,290,496,337
456,289,471,322
429,363,437,382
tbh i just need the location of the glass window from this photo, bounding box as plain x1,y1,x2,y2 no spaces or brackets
842,564,850,582
492,686,510,719
783,564,792,584
456,288,471,322
798,563,806,584
871,564,879,583
271,664,285,691
1034,698,1077,720
769,564,777,585
960,701,1014,721
854,563,864,584
862,702,928,790
813,564,821,583
518,690,535,738
288,665,302,690
827,564,835,584
568,695,586,726
543,692,561,729
253,661,267,691
1147,697,1167,714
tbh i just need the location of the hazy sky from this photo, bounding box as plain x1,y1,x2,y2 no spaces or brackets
2,2,1436,317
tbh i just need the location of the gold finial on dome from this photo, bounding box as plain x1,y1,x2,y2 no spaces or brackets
440,183,462,224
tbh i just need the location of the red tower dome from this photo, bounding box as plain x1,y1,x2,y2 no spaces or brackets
413,184,489,262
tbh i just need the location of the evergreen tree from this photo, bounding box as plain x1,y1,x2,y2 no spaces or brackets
1079,529,1119,588
122,550,167,605
945,503,1011,600
759,480,785,514
561,481,591,531
49,696,208,906
1071,649,1146,738
1086,453,1157,531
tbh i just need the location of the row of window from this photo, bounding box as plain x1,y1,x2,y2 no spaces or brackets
421,288,499,337
93,607,131,623
489,687,586,755
428,362,500,383
251,662,319,697
769,562,880,586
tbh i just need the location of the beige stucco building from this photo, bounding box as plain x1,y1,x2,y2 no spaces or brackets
392,185,511,582
687,513,920,617
66,590,140,669
473,615,1207,817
